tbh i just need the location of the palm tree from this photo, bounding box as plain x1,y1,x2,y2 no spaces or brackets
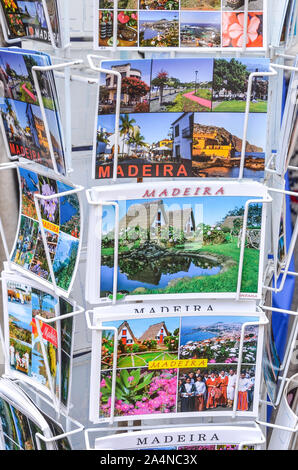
129,130,146,157
119,114,136,156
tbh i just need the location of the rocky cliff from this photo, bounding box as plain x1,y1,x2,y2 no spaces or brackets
193,124,263,152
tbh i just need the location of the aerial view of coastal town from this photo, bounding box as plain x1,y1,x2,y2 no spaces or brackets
96,1,265,49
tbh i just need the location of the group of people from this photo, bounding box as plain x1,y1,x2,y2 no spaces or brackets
9,344,30,374
179,369,255,413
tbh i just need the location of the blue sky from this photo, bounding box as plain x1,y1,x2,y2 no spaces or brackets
151,58,214,84
139,10,178,23
103,317,180,338
102,196,260,233
194,112,266,149
180,11,221,25
101,59,151,87
0,51,29,77
17,1,37,17
181,315,259,330
98,112,181,144
222,58,270,74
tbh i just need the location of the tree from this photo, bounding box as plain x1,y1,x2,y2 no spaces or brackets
121,76,150,102
119,114,136,156
151,70,169,106
224,204,262,229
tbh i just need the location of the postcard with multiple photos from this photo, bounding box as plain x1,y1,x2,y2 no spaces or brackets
94,0,267,51
0,47,66,175
2,270,76,411
86,180,268,304
10,165,82,297
0,378,71,450
89,299,265,423
0,0,61,46
93,57,269,180
93,425,260,450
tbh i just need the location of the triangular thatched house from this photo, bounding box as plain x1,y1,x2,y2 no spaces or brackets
139,322,170,345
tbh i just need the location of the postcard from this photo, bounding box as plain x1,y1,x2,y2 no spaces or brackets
0,48,66,175
0,0,61,46
94,57,269,180
0,378,71,450
11,166,82,296
94,0,267,50
2,271,76,411
86,181,268,304
89,301,264,423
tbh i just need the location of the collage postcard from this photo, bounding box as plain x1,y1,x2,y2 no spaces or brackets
89,300,265,423
0,378,71,450
0,0,61,46
11,165,82,296
0,47,66,175
86,181,267,303
2,271,75,411
94,0,267,50
94,57,269,180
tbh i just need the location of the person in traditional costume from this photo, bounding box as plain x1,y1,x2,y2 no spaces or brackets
227,369,237,408
180,378,196,412
237,373,251,411
206,372,220,409
218,370,228,407
194,376,206,411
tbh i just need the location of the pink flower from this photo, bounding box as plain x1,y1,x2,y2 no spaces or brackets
209,359,216,363
228,13,260,47
100,379,106,387
128,376,134,383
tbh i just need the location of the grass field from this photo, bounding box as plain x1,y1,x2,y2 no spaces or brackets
117,351,178,368
212,100,267,113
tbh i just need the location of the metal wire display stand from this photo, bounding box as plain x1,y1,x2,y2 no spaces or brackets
0,0,296,450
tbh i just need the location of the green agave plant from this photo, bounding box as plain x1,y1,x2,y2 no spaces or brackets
101,369,154,404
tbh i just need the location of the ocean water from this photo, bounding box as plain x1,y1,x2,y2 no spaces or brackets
180,328,217,346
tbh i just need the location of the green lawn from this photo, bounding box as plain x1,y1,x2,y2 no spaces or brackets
117,351,178,368
213,100,267,113
130,241,260,295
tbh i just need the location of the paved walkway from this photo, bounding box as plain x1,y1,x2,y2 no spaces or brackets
183,91,212,109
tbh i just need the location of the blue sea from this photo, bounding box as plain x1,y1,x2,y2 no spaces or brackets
180,328,217,347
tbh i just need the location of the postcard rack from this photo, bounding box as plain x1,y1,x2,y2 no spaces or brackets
85,422,266,451
0,0,297,452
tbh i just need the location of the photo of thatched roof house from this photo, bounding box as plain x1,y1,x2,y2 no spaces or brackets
118,199,196,235
139,322,170,345
118,321,138,345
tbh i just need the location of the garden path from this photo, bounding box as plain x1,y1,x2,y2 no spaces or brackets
183,91,212,109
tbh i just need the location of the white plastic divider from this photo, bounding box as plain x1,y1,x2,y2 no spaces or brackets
238,67,278,179
232,311,269,418
236,195,272,300
264,187,298,294
33,184,84,297
86,190,119,304
85,309,118,425
31,59,83,175
260,304,298,408
34,303,84,414
84,422,266,451
87,54,122,182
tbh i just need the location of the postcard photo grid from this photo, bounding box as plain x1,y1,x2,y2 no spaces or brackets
0,48,66,174
95,57,269,179
11,167,81,294
97,314,260,421
96,1,265,50
0,0,61,45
